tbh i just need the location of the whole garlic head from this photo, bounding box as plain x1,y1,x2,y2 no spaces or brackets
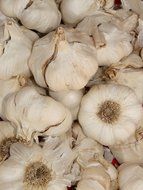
0,139,77,189
2,86,72,141
0,0,61,33
29,27,98,91
78,84,143,146
49,89,84,120
77,13,137,66
118,163,143,190
60,0,114,25
0,19,33,80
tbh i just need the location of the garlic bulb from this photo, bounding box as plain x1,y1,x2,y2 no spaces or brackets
78,84,142,146
2,86,72,141
60,0,114,25
0,11,6,26
49,89,84,120
20,26,39,42
0,121,27,162
77,160,118,190
118,163,143,190
104,55,143,103
0,139,77,189
0,76,27,119
110,127,143,164
0,19,33,80
77,13,137,66
0,0,61,33
29,27,98,91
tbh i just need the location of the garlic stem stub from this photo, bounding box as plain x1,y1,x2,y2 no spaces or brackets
78,84,143,146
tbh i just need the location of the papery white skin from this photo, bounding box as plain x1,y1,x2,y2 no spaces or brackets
104,54,143,103
118,163,143,190
0,19,32,79
78,84,143,146
20,26,39,42
121,0,143,18
77,160,118,190
135,18,143,48
77,13,137,66
0,76,26,119
60,0,114,25
29,27,98,91
2,86,72,141
110,127,143,164
0,138,77,190
0,121,16,162
0,0,61,33
49,89,84,120
0,11,7,26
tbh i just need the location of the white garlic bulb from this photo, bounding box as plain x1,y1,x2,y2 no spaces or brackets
104,54,143,103
118,163,143,190
29,27,98,91
110,127,143,164
78,84,142,146
0,0,61,33
49,89,84,120
60,0,114,25
0,19,33,80
0,138,76,189
2,86,72,141
77,160,118,190
77,13,137,66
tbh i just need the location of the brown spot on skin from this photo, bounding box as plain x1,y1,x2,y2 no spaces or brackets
97,100,120,124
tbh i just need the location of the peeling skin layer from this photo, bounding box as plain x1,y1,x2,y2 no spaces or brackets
0,137,25,161
97,100,120,124
24,161,51,188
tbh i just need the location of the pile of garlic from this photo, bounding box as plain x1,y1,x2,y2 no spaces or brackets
0,0,143,189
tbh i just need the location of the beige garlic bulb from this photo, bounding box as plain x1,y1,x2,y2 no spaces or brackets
2,86,72,141
78,84,142,146
0,121,28,162
118,163,143,190
77,160,118,190
49,89,84,120
110,127,143,164
0,19,33,80
0,0,61,33
60,0,114,25
104,54,143,103
77,13,137,66
29,27,98,91
0,76,27,119
0,138,77,189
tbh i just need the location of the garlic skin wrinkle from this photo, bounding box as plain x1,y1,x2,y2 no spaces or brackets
2,86,72,141
29,27,98,91
0,20,32,80
78,84,142,146
0,0,61,33
49,89,84,120
118,163,143,190
0,139,76,189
